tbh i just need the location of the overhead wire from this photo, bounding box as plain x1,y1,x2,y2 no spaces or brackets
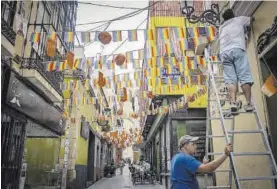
77,2,141,10
103,2,155,102
76,1,161,26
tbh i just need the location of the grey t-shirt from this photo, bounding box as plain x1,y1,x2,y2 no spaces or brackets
219,16,250,53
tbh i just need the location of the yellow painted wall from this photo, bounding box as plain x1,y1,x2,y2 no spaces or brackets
148,16,207,108
25,138,60,185
62,77,101,166
211,2,277,188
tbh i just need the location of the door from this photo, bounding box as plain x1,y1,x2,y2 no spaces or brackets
87,131,95,182
1,108,27,189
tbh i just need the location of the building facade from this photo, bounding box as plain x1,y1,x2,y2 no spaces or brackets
141,1,277,189
1,1,77,189
140,0,209,188
61,44,112,188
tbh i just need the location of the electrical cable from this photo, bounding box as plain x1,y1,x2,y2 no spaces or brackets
76,1,161,26
78,2,141,10
106,17,148,60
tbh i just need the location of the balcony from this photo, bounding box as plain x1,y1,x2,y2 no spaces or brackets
15,55,63,103
1,18,16,45
63,69,87,81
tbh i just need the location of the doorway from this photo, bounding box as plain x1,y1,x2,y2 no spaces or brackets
1,107,27,189
87,131,95,183
260,47,277,163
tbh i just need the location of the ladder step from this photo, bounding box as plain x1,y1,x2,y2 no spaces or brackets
233,152,271,156
207,152,270,156
208,135,225,138
209,117,233,120
217,92,244,95
228,130,263,134
206,186,231,189
239,175,277,181
215,169,232,173
222,110,256,114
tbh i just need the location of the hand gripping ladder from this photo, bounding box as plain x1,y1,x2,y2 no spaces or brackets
203,47,277,189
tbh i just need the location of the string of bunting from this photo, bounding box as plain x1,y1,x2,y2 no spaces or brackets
28,26,216,44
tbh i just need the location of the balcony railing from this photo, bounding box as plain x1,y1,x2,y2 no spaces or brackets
63,69,87,82
1,18,16,45
16,55,64,95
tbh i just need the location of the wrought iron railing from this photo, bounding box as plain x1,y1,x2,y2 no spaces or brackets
16,55,64,95
63,69,87,82
1,18,16,45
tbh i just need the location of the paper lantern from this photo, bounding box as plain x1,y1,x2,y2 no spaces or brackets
46,38,56,57
67,51,74,69
98,72,106,87
131,113,138,119
115,54,126,66
147,91,153,99
98,31,111,45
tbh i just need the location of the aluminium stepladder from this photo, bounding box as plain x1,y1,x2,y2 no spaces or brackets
201,46,277,189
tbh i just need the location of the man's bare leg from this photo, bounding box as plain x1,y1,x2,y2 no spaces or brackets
227,83,239,114
227,84,237,103
241,83,251,104
241,83,254,111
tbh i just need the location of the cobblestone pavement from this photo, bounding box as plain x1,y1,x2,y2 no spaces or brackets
88,167,165,189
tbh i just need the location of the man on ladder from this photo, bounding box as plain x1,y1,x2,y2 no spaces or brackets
219,9,254,114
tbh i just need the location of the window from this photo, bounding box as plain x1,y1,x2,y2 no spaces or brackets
1,1,17,27
171,66,180,85
187,38,195,50
36,2,44,24
161,67,168,84
51,5,59,29
198,27,207,36
43,8,50,24
172,119,206,161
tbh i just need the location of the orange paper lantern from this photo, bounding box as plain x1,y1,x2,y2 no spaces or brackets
98,72,106,87
98,31,111,45
46,38,56,57
131,113,138,119
147,91,153,99
115,54,126,66
67,51,74,69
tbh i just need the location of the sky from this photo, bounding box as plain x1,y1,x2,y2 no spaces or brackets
76,1,149,80
75,1,149,128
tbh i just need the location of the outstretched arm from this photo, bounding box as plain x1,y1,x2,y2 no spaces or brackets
197,144,232,173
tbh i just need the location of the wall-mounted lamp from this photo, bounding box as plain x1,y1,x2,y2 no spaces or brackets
182,4,220,27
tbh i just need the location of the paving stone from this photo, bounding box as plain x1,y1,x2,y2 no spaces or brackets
87,167,164,189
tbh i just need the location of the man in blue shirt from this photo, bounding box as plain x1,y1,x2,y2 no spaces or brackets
171,135,232,189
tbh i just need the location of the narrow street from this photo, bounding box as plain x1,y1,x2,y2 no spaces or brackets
88,167,164,189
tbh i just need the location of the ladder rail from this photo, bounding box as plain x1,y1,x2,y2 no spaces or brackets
228,116,235,187
252,101,277,173
204,75,211,187
252,101,277,189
